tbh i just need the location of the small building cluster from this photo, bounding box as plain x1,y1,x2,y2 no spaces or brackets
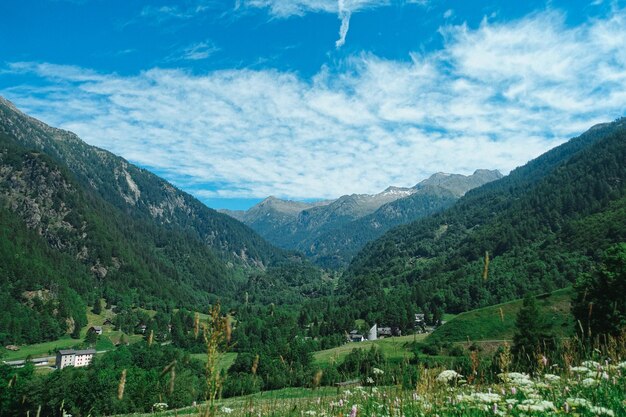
348,323,402,342
55,349,96,369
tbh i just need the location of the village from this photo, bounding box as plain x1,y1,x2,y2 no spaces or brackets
346,313,441,343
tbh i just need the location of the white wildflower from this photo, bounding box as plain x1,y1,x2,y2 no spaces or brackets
582,360,600,369
581,377,598,387
589,406,615,416
570,366,590,373
543,374,560,382
153,403,168,411
566,397,591,408
372,367,384,375
436,370,462,383
517,399,556,413
221,406,234,414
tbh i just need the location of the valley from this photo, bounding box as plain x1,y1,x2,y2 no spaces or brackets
0,100,624,417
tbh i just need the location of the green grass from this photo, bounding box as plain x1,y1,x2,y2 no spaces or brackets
1,336,81,361
189,352,238,372
313,334,428,367
426,287,575,347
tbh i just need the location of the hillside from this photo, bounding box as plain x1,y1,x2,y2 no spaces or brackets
425,288,574,347
0,98,327,345
343,119,626,316
226,170,501,267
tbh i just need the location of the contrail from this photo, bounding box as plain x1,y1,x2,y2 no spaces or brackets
336,0,351,48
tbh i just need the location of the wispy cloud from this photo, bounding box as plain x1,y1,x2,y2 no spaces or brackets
243,0,395,48
3,8,626,204
166,41,220,62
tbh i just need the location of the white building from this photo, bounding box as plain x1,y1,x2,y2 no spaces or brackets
56,349,96,369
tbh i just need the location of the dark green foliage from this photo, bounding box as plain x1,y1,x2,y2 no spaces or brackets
512,294,553,372
0,106,329,344
573,243,626,339
92,298,102,315
0,343,206,417
344,119,626,317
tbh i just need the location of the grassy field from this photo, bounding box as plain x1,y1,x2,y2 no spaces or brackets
189,352,238,372
1,307,142,361
426,287,574,347
313,334,428,367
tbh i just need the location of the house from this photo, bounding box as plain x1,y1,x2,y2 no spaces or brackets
138,324,147,334
377,326,393,338
415,313,427,333
89,326,103,335
102,318,113,325
348,330,365,342
376,326,402,337
5,345,20,351
55,349,96,369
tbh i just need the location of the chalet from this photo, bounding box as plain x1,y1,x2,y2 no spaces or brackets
5,345,20,351
138,324,147,334
102,318,113,325
377,326,393,338
55,349,96,369
348,330,365,342
89,326,103,335
415,313,427,333
376,326,401,338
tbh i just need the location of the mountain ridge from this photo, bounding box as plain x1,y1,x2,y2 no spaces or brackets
222,169,502,267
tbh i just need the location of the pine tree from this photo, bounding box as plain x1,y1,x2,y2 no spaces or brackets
92,297,102,315
512,294,552,373
573,243,626,339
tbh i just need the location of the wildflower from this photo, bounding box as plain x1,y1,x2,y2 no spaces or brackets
588,405,615,416
517,399,556,413
372,367,384,375
570,366,590,373
436,370,462,383
221,406,233,414
544,374,560,382
153,403,168,411
581,377,598,387
366,377,374,384
349,404,357,417
566,397,591,408
582,360,600,369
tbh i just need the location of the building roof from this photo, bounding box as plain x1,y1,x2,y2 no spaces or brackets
58,349,96,356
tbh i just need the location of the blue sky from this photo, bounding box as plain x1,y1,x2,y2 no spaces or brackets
1,0,625,210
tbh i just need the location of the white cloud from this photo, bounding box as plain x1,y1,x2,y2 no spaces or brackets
244,0,393,48
3,9,626,205
173,41,220,61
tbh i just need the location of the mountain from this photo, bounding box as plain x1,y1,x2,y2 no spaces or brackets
223,170,502,267
0,97,326,345
342,119,626,323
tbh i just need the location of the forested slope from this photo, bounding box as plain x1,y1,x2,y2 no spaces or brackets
344,119,626,315
0,99,327,345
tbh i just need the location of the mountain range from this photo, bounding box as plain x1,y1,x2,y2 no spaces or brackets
0,97,325,344
341,118,626,324
222,169,502,267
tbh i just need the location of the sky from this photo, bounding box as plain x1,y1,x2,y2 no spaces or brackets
1,1,625,210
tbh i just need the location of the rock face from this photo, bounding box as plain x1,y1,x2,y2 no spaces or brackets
0,96,286,269
222,170,502,268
